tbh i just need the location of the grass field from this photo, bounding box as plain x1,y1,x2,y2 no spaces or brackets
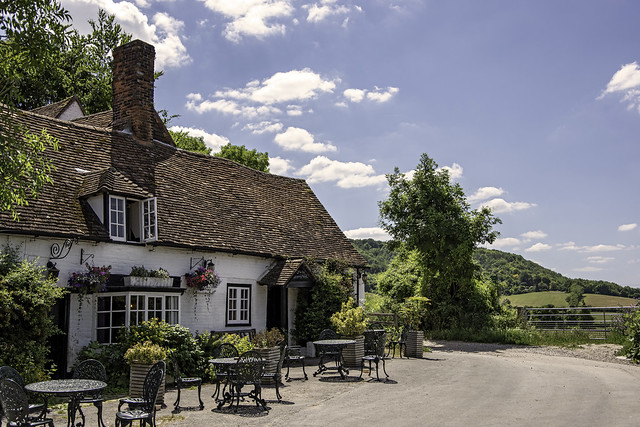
502,291,637,307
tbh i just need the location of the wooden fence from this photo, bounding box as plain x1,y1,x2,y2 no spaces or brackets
366,312,398,329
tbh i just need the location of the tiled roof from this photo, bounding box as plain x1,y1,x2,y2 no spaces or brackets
71,111,113,128
1,109,367,266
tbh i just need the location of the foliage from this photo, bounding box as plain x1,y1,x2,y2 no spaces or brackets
219,333,254,354
215,143,270,172
251,328,285,348
349,238,395,291
170,129,212,155
565,283,586,307
376,245,423,304
124,340,167,365
129,265,170,278
621,306,640,363
330,298,367,336
0,244,67,382
292,259,352,344
398,296,430,331
378,154,501,329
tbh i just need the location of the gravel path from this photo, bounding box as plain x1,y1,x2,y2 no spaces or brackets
425,339,634,365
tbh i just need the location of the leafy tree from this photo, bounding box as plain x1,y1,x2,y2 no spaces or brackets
378,154,502,328
376,245,423,303
170,129,212,155
0,0,68,219
566,283,586,307
215,143,270,172
0,244,67,381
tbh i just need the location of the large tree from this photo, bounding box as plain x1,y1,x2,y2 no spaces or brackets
0,0,69,220
215,143,270,173
379,154,502,328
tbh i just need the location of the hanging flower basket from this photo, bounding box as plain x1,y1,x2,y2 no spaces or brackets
185,266,220,312
68,263,111,308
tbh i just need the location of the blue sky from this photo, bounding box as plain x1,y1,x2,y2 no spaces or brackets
61,0,640,286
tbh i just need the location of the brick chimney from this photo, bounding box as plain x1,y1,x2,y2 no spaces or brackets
112,40,155,141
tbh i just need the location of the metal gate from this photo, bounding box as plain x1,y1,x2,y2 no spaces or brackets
523,306,636,339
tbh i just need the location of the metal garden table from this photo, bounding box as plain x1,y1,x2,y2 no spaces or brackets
312,339,355,379
25,378,107,427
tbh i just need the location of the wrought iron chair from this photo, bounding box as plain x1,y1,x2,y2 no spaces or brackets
115,360,165,427
0,379,53,427
0,366,47,423
360,330,389,382
221,351,266,413
72,359,108,427
316,329,340,368
170,351,204,413
387,327,407,358
211,343,239,402
118,360,164,412
261,345,287,402
284,346,308,381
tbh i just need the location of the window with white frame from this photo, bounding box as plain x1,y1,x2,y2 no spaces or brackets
107,196,157,243
142,198,157,241
97,293,180,344
226,285,251,325
109,196,126,241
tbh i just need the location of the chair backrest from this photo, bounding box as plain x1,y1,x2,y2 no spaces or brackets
233,351,263,386
276,345,288,373
0,367,25,388
400,328,408,341
214,343,239,359
364,330,387,357
73,359,107,382
169,351,181,382
318,329,338,341
0,378,29,424
141,361,166,412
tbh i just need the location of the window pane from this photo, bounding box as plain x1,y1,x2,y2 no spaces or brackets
112,311,126,327
113,296,126,310
97,297,110,311
97,329,109,344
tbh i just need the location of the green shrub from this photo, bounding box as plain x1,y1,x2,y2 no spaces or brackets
331,298,367,336
0,244,67,382
124,341,167,364
76,341,128,392
251,328,285,348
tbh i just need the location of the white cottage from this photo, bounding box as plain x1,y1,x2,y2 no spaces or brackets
0,40,367,374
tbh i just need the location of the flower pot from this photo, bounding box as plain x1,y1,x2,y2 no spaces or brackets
341,335,364,368
129,361,166,406
124,276,173,288
254,346,280,384
405,330,424,358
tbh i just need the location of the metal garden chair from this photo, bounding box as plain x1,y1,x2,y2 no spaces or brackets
170,351,204,413
0,379,53,427
0,366,47,425
115,360,165,427
72,359,108,427
261,345,287,402
284,346,308,381
211,343,239,402
360,330,389,382
221,351,266,413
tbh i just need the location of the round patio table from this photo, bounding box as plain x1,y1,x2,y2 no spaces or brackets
25,378,106,427
312,339,355,379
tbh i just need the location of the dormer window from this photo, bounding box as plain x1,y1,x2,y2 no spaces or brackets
108,195,157,243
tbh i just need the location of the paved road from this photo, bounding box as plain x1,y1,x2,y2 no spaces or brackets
52,343,640,426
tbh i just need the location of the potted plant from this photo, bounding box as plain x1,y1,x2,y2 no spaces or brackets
124,341,168,406
124,265,172,288
250,328,285,383
330,298,367,368
184,265,221,312
68,263,111,309
399,296,430,358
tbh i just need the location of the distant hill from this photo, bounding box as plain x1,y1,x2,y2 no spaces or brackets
350,238,640,299
473,248,640,299
502,291,637,307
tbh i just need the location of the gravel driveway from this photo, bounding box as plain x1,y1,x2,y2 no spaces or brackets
51,341,640,426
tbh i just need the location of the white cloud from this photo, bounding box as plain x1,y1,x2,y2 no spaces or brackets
598,62,640,112
199,0,294,42
438,163,463,180
521,230,548,240
249,69,336,104
185,97,281,119
558,242,626,252
243,121,284,134
587,256,614,264
618,223,638,232
274,127,337,153
61,0,191,69
305,0,351,23
481,198,536,214
297,156,387,188
269,156,293,175
524,243,552,252
169,125,229,151
344,88,366,103
343,86,399,104
286,105,303,116
367,86,399,103
344,227,392,241
468,186,504,203
490,237,521,248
